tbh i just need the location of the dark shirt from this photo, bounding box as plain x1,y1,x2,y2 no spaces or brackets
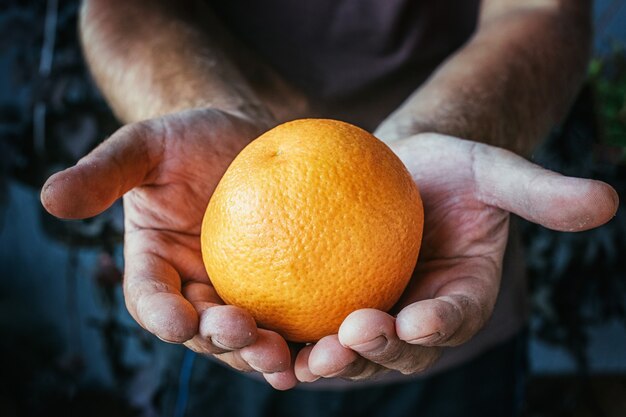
205,2,528,387
209,0,479,128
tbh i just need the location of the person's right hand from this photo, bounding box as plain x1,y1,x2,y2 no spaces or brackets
41,108,298,390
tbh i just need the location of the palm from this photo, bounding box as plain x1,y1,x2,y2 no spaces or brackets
122,110,256,288
294,132,617,383
42,109,298,390
393,136,508,314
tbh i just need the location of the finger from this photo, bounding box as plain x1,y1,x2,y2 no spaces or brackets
123,249,198,343
41,121,163,219
264,369,299,390
238,329,291,374
339,309,441,375
182,281,221,314
395,298,463,346
396,259,500,347
199,305,258,352
183,282,258,354
214,350,254,372
294,345,319,382
307,335,358,377
215,335,291,375
214,328,292,374
397,295,486,347
307,335,384,380
268,344,300,389
472,143,619,231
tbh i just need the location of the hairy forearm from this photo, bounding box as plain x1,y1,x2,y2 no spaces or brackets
377,2,591,155
80,0,307,124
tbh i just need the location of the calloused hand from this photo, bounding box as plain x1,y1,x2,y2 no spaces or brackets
294,133,619,382
41,108,297,390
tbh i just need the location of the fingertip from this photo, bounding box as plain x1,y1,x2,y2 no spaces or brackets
200,305,258,349
338,309,395,350
138,292,199,343
264,369,298,390
587,180,619,228
308,335,358,377
475,146,620,233
240,329,291,373
40,165,117,219
294,345,318,382
540,177,619,231
396,299,461,346
40,174,59,215
516,175,619,232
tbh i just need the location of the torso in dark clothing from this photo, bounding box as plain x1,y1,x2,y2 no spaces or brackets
202,1,530,386
208,0,479,128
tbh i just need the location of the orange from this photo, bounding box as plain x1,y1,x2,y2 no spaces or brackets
201,119,423,342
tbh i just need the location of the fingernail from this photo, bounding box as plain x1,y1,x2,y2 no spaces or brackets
324,364,352,378
300,374,320,383
249,363,273,374
295,368,320,383
406,332,441,345
211,337,236,351
349,335,387,352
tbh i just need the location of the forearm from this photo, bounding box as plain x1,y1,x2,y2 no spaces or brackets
80,0,307,124
377,1,591,155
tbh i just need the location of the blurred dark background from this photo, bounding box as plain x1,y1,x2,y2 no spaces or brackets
0,1,625,416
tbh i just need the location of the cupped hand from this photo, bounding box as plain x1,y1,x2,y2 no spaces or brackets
294,132,619,382
41,108,297,390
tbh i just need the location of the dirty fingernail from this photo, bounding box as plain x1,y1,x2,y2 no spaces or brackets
348,335,387,352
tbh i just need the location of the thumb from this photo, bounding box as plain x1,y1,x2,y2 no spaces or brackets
474,144,619,231
41,121,162,219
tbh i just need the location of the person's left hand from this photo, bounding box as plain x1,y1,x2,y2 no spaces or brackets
294,132,619,382
41,108,298,390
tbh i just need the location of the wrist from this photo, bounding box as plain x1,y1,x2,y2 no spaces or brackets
79,0,292,125
374,108,434,143
224,103,278,134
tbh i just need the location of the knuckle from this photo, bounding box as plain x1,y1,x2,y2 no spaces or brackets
399,349,441,375
373,343,406,365
184,338,221,356
215,352,253,373
343,362,384,381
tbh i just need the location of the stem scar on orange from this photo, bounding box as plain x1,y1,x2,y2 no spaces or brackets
201,119,423,343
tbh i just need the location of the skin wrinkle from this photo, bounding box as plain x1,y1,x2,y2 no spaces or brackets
148,117,171,182
472,143,554,224
320,357,375,380
422,202,507,258
125,187,199,233
371,340,407,366
353,331,440,375
129,279,182,300
525,170,552,223
185,337,222,355
215,351,254,372
125,230,203,278
124,193,168,231
397,259,490,307
182,281,219,301
124,226,200,240
467,141,480,201
123,244,180,275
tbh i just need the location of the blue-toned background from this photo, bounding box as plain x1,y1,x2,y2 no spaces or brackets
1,1,625,416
